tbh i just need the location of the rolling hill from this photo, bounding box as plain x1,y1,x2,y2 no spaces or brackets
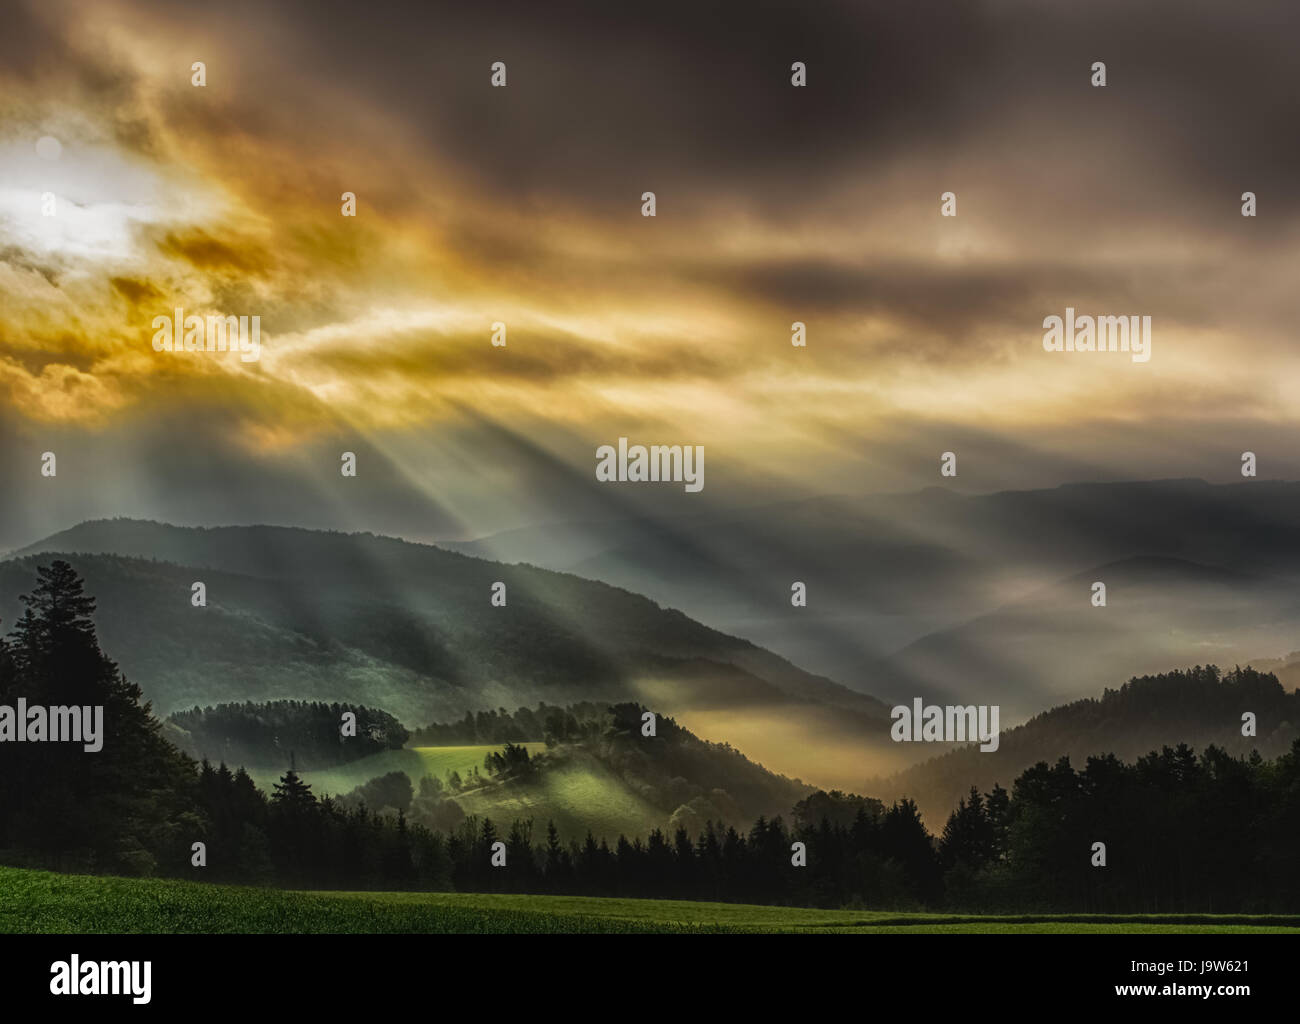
3,519,886,720
867,664,1300,824
1,519,909,788
242,702,815,843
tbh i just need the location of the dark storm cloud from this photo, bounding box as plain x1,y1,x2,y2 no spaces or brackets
92,0,995,209
73,0,1298,353
111,0,1300,218
157,229,273,276
688,254,1273,361
0,246,62,287
0,0,73,77
108,275,163,305
295,327,730,383
6,0,1300,550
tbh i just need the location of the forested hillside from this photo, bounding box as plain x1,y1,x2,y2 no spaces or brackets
871,664,1299,821
4,520,887,734
4,560,1298,914
168,700,409,769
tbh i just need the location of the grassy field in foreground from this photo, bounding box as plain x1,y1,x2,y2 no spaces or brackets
3,867,1298,934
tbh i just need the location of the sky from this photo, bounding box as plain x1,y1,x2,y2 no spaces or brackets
2,0,1300,551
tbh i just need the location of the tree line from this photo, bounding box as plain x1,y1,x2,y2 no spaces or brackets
188,737,1300,913
169,699,408,768
406,703,609,746
872,663,1300,822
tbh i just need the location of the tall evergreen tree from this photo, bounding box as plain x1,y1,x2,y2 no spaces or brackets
0,560,196,874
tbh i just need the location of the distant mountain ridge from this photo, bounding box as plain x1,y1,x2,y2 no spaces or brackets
442,478,1300,717
2,520,889,737
872,553,1300,720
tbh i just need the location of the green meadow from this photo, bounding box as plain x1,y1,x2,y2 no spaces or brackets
3,867,1296,934
246,744,548,800
452,755,664,840
246,745,662,841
